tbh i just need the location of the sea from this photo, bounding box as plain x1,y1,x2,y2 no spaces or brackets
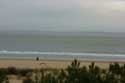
0,31,125,61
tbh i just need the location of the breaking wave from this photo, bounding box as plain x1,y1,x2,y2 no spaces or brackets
0,50,125,57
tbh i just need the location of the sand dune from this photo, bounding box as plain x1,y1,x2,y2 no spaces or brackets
0,58,124,83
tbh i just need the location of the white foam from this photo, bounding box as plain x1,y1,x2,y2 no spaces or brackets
0,50,125,61
0,50,125,57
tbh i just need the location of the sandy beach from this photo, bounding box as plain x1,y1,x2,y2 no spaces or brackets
0,58,124,69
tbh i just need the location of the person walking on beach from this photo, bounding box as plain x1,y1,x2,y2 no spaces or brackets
36,57,39,61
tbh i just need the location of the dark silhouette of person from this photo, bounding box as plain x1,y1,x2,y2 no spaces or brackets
36,57,39,61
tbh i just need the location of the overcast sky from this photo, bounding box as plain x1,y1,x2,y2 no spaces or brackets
0,0,125,32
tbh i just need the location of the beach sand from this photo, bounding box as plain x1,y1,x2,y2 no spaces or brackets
0,59,123,69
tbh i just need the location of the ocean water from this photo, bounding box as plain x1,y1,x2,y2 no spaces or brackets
0,32,125,61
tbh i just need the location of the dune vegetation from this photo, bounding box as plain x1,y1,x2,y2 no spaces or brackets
0,59,125,83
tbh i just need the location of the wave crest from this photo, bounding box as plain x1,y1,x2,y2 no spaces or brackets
0,50,124,57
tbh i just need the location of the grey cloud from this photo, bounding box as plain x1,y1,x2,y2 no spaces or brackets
0,0,125,32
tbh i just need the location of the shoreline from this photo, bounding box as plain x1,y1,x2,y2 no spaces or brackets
0,51,125,63
0,57,125,63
